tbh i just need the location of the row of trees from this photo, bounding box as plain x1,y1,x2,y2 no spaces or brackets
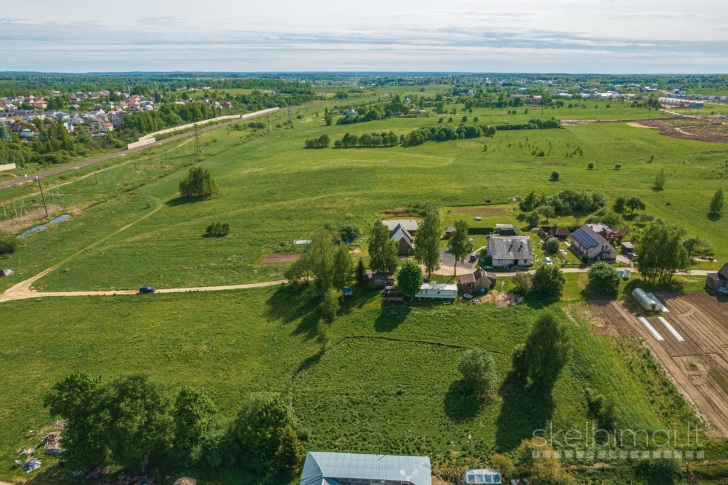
334,131,399,148
44,373,306,478
304,134,330,149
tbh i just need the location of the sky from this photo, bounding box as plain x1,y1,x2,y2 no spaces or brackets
1,0,727,73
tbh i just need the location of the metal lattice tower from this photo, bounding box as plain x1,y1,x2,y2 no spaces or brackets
1,123,10,141
194,123,203,155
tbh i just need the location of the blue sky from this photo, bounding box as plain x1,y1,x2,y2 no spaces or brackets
1,0,726,73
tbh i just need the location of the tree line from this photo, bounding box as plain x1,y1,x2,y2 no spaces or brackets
334,132,399,148
44,373,307,479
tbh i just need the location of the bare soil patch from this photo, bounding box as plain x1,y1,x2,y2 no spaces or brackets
591,293,728,438
480,290,522,308
260,253,301,265
0,204,63,235
453,207,506,217
631,118,728,143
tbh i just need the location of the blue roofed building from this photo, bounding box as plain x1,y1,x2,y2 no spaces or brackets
300,452,432,485
570,225,617,262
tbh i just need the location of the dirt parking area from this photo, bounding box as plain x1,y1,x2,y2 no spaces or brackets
453,207,506,217
260,253,301,265
592,292,728,438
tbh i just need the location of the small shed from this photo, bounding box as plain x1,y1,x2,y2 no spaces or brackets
444,226,457,238
495,224,517,235
632,288,659,312
0,269,13,277
621,241,634,254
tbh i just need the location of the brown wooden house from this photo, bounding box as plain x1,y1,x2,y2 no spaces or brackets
459,268,497,293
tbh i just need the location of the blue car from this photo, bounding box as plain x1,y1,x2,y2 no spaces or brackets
139,286,156,294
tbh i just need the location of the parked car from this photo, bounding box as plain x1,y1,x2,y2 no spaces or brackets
545,257,553,265
139,286,156,294
469,252,479,262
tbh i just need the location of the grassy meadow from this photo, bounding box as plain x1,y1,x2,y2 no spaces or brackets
0,285,704,483
0,97,725,293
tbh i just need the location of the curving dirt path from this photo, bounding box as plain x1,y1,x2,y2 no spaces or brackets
0,194,163,302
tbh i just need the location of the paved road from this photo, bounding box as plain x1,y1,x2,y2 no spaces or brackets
0,109,275,191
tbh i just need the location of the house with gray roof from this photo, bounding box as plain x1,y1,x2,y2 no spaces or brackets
383,219,419,233
570,225,617,262
487,236,533,268
389,223,415,256
300,451,431,485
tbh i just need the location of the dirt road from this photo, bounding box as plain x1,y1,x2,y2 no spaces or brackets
0,108,275,191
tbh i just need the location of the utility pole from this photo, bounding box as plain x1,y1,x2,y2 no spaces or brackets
468,434,474,470
36,176,48,218
94,172,99,185
1,199,6,219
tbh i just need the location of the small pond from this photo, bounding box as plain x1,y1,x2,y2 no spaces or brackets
18,214,71,238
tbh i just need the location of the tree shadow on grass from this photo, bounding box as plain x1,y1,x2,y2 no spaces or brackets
374,305,412,332
623,277,684,296
708,212,722,222
443,380,487,423
264,284,322,341
494,372,555,452
166,196,206,207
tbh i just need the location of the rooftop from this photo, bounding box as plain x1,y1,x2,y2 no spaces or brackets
571,225,606,251
488,236,532,260
300,452,432,485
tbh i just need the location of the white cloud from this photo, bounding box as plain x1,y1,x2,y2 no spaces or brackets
0,0,727,72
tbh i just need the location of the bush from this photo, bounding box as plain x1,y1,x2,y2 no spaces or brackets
458,349,498,395
511,344,528,379
550,170,560,181
248,121,266,130
588,162,595,170
512,272,533,295
0,237,18,255
491,454,515,480
234,392,292,473
205,222,230,237
542,237,560,253
532,263,566,297
338,223,360,243
588,261,621,296
615,163,622,170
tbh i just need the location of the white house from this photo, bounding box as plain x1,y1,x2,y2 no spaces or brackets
415,283,458,301
487,236,533,268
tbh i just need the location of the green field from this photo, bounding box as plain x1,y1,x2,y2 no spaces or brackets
0,92,727,483
0,285,703,483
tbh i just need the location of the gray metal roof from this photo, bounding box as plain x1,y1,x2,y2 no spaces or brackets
383,219,420,232
571,225,606,251
488,236,532,260
301,452,432,485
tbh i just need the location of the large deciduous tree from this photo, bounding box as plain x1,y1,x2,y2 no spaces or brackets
522,310,572,388
588,261,621,296
634,221,690,283
99,374,173,471
458,349,498,395
367,220,399,274
414,210,441,277
447,219,470,275
532,263,566,297
234,392,292,473
625,196,646,214
172,386,217,460
397,260,423,300
179,167,219,199
43,372,108,469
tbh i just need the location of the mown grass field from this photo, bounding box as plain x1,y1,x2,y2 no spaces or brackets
0,285,705,483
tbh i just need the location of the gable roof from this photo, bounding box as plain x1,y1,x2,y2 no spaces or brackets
553,227,570,237
390,224,414,246
460,268,488,285
571,225,606,251
383,219,419,232
488,236,532,260
719,262,728,280
300,452,431,485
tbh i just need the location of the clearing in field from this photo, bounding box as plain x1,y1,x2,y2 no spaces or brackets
592,292,728,438
260,253,301,264
629,118,728,143
453,207,507,217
